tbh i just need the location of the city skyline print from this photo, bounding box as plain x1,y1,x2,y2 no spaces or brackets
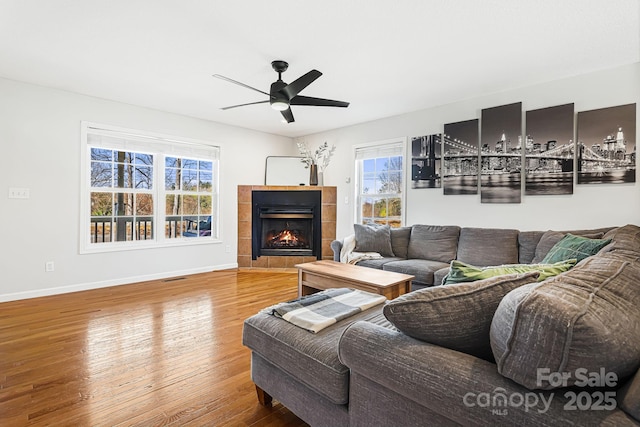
577,103,636,184
525,103,575,195
480,102,522,203
411,134,442,189
442,119,479,195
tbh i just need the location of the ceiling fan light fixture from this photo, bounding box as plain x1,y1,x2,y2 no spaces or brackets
271,100,290,111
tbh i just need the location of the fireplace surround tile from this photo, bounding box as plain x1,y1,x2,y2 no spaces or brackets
237,185,337,269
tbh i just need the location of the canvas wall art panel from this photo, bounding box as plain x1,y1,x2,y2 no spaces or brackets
577,103,636,184
411,134,441,189
525,103,575,195
480,102,522,203
442,119,479,195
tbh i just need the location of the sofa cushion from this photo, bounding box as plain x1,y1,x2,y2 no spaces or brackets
541,233,611,264
619,367,640,422
356,256,404,270
442,259,577,285
353,224,394,257
601,224,640,257
390,226,411,259
531,229,607,263
382,259,450,286
407,225,460,263
490,252,640,390
383,272,540,360
457,227,519,266
243,304,392,405
518,230,544,263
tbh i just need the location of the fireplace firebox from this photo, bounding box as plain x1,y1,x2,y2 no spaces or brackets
252,190,322,259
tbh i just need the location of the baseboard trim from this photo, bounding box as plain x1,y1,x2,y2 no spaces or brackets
0,263,239,303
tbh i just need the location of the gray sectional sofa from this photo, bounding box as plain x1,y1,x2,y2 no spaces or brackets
243,224,640,426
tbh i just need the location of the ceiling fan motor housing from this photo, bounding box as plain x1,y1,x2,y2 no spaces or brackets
270,80,289,110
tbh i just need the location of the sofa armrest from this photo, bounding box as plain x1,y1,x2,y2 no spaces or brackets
330,239,343,262
338,321,637,426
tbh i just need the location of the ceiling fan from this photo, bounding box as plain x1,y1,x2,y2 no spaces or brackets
213,60,349,123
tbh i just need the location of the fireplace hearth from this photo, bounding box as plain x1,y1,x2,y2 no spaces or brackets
252,190,322,260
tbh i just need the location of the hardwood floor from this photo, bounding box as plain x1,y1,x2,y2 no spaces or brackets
0,270,309,426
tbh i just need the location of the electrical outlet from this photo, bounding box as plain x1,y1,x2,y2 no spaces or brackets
344,196,349,204
45,261,55,272
225,245,231,253
9,187,30,199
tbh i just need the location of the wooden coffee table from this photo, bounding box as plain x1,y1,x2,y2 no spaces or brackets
295,260,414,299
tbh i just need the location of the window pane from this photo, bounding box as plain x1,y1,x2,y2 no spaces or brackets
90,219,113,243
182,169,198,191
165,168,179,190
199,160,212,170
199,171,212,192
166,194,178,215
362,177,375,194
91,192,113,216
91,148,113,161
361,197,373,217
182,195,198,215
135,166,153,189
135,153,153,165
113,163,135,188
112,218,134,241
363,159,375,172
136,217,154,240
166,157,179,168
182,159,198,169
114,193,134,216
374,199,387,218
388,197,402,217
136,194,153,215
91,162,113,187
165,216,181,238
375,158,388,172
199,195,212,214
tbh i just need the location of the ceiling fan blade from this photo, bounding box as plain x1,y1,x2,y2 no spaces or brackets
280,108,294,123
212,74,272,97
290,95,350,108
280,70,322,100
221,100,269,110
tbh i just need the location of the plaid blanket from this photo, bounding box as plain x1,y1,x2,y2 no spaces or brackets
262,288,386,333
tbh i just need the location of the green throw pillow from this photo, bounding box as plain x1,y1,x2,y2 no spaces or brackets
541,233,611,264
443,259,577,285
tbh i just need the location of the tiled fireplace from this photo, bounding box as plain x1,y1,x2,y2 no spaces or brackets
237,185,336,269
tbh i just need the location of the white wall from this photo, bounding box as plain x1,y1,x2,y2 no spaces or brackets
2,63,638,301
0,78,293,301
301,63,640,240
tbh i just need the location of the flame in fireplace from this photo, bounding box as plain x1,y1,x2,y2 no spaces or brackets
266,226,308,249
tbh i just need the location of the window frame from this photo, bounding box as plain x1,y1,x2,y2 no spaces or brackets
80,121,221,254
354,137,407,227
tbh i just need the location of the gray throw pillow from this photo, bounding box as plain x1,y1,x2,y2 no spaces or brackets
383,271,540,360
353,224,394,257
390,226,411,259
407,225,460,263
491,252,640,390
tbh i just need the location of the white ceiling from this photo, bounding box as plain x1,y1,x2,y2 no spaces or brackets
1,0,639,138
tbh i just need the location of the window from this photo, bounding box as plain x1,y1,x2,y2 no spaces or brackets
355,139,405,227
81,122,220,253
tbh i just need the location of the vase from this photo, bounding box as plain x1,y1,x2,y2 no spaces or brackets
317,171,324,186
309,164,319,186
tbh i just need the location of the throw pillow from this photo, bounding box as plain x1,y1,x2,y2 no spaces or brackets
531,231,606,263
383,271,541,360
406,225,460,263
490,252,640,390
541,233,611,264
442,259,577,285
353,224,394,257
